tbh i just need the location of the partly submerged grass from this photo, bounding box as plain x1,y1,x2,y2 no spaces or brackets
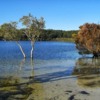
53,38,75,42
0,77,33,100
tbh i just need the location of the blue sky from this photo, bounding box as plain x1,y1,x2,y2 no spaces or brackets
0,0,100,30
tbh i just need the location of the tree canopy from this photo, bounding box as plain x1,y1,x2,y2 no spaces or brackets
19,14,45,41
0,22,18,40
75,23,100,57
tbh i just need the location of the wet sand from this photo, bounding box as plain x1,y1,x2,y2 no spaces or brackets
29,76,100,100
0,75,100,100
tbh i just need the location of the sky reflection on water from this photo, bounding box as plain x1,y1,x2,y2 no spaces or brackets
0,41,97,84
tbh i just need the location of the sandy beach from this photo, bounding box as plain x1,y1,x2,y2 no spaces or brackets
28,75,100,100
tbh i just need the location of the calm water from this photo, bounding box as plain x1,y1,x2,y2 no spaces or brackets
0,41,100,100
0,41,80,80
0,41,98,83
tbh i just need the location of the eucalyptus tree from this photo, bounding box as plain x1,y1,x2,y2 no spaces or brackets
20,13,45,58
0,22,26,58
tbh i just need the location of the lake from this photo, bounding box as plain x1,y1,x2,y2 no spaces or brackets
0,41,100,100
0,41,80,78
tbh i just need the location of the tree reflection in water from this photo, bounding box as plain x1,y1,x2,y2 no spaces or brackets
0,59,45,100
73,58,100,88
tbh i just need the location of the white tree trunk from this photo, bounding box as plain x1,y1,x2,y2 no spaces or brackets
16,41,26,58
31,41,34,58
19,58,26,70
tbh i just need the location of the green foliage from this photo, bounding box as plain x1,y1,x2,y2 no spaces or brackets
0,22,19,41
19,14,45,41
0,13,78,41
38,29,78,41
0,28,78,41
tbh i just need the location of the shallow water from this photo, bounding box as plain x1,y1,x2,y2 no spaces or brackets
0,41,99,83
0,41,100,100
0,41,80,78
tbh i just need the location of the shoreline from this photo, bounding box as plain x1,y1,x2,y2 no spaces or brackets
28,74,100,100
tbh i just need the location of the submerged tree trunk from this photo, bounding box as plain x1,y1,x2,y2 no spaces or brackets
30,41,34,59
93,52,99,58
16,41,26,58
19,58,26,70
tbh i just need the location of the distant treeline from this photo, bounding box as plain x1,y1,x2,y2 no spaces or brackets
39,29,78,41
0,29,78,41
